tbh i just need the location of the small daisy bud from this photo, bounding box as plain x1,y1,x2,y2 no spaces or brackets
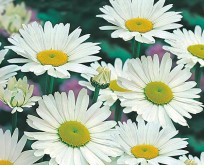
184,160,197,165
0,76,40,113
91,66,111,89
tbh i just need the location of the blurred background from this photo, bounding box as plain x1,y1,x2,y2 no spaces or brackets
0,0,203,158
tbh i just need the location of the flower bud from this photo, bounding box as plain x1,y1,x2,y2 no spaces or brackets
0,76,40,113
91,66,111,89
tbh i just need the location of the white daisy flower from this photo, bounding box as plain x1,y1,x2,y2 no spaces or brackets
0,0,13,13
48,158,119,165
115,117,188,165
6,21,101,78
180,153,204,165
118,53,203,128
0,76,40,113
97,0,182,44
79,58,130,106
25,89,122,165
0,43,19,86
0,128,42,165
164,26,204,68
0,42,8,63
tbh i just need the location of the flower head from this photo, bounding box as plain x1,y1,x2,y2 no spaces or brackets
91,66,111,89
164,26,204,68
118,53,203,129
0,128,42,165
6,21,101,78
80,59,131,106
0,0,13,14
0,76,40,113
97,0,182,44
180,153,204,165
0,42,19,86
25,89,122,165
115,117,188,165
0,2,31,34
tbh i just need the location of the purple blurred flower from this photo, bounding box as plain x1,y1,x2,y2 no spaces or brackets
108,111,128,122
0,100,11,112
29,8,40,22
59,77,91,97
28,80,42,96
190,74,204,90
146,43,171,60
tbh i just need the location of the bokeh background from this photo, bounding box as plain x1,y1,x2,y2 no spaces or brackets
0,0,204,157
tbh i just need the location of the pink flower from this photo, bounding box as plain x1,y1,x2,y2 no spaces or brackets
0,100,11,112
190,74,204,90
108,111,128,122
146,43,171,60
59,77,91,97
28,80,42,96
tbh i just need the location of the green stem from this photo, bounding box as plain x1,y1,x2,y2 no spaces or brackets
132,39,136,58
93,86,100,103
44,74,49,95
114,100,123,122
12,112,17,133
136,42,141,58
132,40,142,58
195,63,202,88
49,76,55,94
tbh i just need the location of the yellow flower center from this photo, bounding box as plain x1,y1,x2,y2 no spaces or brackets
125,18,153,33
131,144,159,160
37,50,68,67
0,160,13,165
109,80,130,92
187,44,204,59
58,121,90,148
144,81,173,105
184,160,198,165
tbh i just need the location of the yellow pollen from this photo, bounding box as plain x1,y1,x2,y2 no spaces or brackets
0,160,13,165
187,44,204,59
144,81,173,105
109,80,130,92
125,18,153,33
37,50,68,67
58,121,90,148
131,144,159,160
184,160,198,165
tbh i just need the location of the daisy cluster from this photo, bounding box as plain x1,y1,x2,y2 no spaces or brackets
0,0,203,165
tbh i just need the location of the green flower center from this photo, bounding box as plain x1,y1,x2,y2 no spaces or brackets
144,81,173,105
187,44,204,59
131,144,159,160
58,121,90,148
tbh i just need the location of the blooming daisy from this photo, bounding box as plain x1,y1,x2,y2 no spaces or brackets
25,89,122,165
97,0,182,44
0,128,42,165
164,26,204,68
0,76,40,113
115,117,188,165
0,42,8,63
79,59,130,106
6,21,101,78
180,153,204,165
118,53,203,128
0,43,19,86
